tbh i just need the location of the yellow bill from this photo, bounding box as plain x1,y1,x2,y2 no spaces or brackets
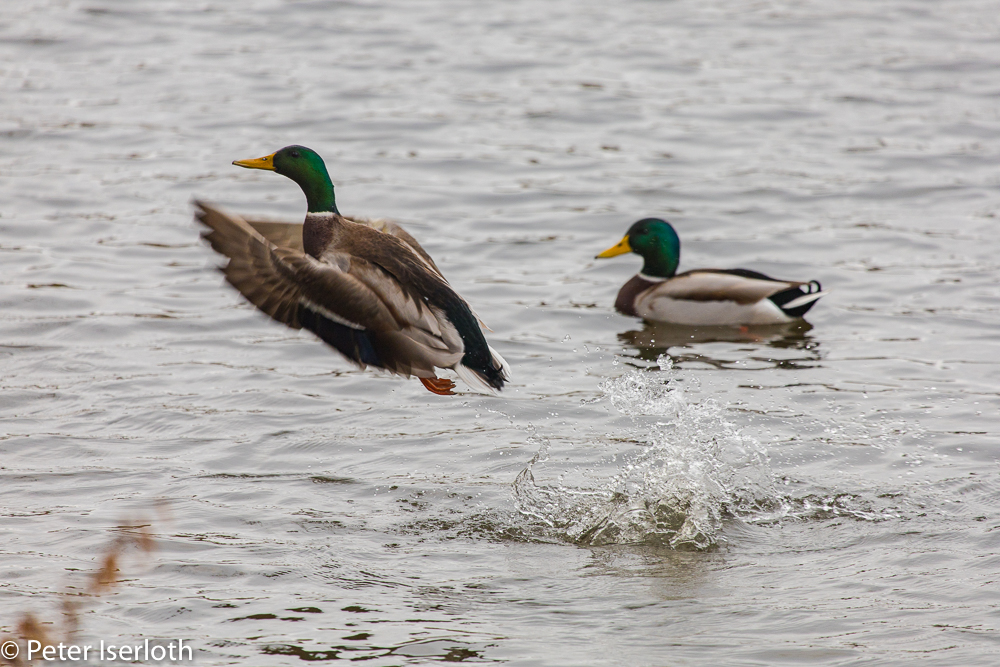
595,236,632,259
232,152,276,171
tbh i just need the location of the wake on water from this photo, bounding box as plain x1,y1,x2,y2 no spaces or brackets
514,356,780,550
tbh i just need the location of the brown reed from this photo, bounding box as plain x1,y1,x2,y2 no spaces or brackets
1,518,157,666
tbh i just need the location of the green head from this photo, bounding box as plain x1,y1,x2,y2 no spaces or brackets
595,218,681,278
233,145,338,214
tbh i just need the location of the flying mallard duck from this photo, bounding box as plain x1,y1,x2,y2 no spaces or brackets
596,218,826,326
195,145,509,396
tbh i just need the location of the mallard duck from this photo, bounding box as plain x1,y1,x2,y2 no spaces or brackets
596,218,826,325
195,145,509,396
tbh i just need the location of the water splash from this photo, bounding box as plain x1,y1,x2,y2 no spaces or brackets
514,357,779,550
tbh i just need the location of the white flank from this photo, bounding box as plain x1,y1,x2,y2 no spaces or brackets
638,295,793,325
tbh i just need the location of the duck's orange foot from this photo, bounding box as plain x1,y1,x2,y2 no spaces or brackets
419,376,456,396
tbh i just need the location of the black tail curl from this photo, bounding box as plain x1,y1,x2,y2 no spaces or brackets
769,280,824,318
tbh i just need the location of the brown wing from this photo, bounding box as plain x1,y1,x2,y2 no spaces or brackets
194,202,464,376
335,250,462,352
241,218,304,252
356,217,445,280
196,202,397,331
240,215,444,280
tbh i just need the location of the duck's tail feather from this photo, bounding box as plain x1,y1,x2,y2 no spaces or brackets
454,345,510,394
769,280,827,318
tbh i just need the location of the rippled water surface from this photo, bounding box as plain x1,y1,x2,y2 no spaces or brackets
3,0,1000,664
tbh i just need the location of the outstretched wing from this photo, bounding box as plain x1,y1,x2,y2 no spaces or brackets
357,217,445,280
195,202,463,376
241,215,445,280
241,218,305,252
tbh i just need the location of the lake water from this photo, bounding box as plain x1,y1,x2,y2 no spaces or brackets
2,0,1000,664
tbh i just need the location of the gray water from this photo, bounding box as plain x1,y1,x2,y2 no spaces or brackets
2,0,1000,664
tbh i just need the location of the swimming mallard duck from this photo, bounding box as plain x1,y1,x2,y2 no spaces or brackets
596,218,826,325
195,145,509,395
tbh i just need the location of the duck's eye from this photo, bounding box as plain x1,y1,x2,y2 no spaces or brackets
290,150,300,158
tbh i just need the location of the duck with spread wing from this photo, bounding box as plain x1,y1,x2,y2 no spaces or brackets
195,145,509,396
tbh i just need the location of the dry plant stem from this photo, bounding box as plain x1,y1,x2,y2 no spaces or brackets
1,518,157,666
